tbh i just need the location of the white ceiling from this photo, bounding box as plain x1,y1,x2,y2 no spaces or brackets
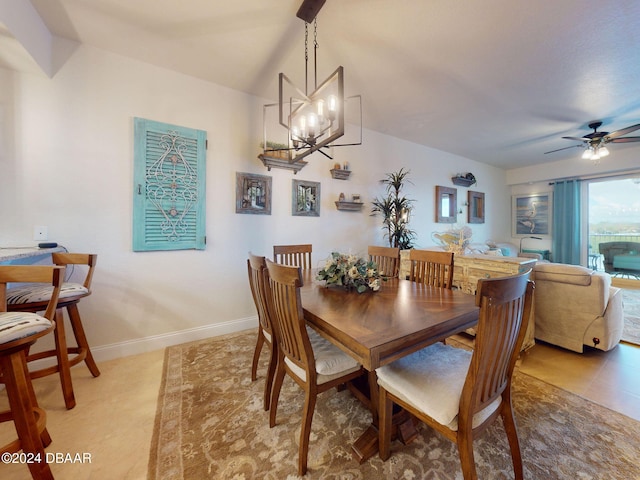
5,0,640,169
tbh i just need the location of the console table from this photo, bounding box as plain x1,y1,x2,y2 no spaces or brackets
399,251,537,350
451,254,537,294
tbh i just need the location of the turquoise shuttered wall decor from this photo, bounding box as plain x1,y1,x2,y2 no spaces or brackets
133,118,207,252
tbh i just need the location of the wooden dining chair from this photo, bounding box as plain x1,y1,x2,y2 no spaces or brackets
368,245,400,278
247,253,277,411
376,269,534,480
273,244,312,269
0,265,65,480
264,259,365,476
6,253,99,409
408,249,454,288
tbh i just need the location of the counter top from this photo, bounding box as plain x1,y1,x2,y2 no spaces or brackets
0,246,65,263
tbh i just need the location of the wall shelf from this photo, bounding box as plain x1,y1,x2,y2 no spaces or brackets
259,154,307,174
451,175,476,187
335,201,363,211
330,168,351,180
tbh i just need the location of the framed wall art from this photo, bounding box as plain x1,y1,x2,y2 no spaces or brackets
236,172,272,215
512,192,552,236
292,179,320,216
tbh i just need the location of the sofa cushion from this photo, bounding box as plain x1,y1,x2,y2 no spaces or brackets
534,263,593,286
491,242,519,257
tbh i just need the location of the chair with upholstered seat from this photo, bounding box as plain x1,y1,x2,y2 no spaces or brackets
7,253,99,409
247,252,277,411
376,269,534,479
264,259,365,476
408,249,454,288
273,244,312,269
0,265,65,480
368,245,400,278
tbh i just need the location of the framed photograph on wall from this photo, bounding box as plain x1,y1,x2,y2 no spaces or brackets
235,172,272,215
292,179,321,216
512,192,552,236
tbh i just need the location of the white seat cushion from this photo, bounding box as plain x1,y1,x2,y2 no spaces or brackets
0,312,52,345
376,342,501,431
6,282,89,305
284,326,360,384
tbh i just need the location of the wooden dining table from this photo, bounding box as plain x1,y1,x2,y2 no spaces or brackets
300,270,480,462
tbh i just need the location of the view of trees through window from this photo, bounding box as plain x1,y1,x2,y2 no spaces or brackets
588,176,640,275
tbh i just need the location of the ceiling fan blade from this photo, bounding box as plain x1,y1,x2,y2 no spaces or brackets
544,144,583,154
605,123,640,140
561,136,588,142
609,136,640,143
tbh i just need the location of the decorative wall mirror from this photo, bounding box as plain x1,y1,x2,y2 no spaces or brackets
468,191,485,224
435,185,457,223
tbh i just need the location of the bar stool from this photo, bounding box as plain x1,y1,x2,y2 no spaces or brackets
0,265,65,480
6,253,99,409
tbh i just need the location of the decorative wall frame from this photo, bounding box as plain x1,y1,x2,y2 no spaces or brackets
468,191,485,224
512,192,552,236
292,179,321,216
435,185,457,223
133,118,207,252
236,172,272,215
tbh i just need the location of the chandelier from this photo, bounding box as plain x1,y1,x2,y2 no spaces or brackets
260,10,361,172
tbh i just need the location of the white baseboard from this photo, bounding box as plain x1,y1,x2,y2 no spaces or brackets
90,316,258,362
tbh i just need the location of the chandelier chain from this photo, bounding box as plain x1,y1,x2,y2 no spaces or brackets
304,22,308,94
313,19,318,90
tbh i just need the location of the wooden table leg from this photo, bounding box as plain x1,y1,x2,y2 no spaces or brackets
350,372,418,463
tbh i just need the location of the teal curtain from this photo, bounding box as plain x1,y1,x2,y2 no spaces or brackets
552,180,582,264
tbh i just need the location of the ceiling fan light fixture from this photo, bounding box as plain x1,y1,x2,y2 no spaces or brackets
582,148,593,160
546,121,640,160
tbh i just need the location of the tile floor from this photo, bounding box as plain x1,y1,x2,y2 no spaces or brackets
0,336,639,479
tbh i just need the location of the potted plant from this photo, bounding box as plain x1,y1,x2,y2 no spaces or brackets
371,168,416,249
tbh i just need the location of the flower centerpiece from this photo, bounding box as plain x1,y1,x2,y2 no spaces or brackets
316,252,381,293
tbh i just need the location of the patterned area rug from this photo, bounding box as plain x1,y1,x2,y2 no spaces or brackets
148,330,640,480
622,288,640,346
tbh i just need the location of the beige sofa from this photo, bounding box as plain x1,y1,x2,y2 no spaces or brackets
533,263,624,352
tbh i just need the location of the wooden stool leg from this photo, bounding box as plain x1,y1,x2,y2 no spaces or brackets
1,351,54,480
66,303,100,377
53,308,76,410
22,356,53,449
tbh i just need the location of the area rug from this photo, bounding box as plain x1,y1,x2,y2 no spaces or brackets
148,329,640,480
622,288,640,346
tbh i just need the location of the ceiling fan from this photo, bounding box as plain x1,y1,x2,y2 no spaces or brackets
545,121,640,160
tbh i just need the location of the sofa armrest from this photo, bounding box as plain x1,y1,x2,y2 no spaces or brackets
583,287,624,351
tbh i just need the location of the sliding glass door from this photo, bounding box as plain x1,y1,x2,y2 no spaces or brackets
587,175,640,288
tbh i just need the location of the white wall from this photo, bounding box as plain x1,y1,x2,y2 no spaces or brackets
0,44,509,359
